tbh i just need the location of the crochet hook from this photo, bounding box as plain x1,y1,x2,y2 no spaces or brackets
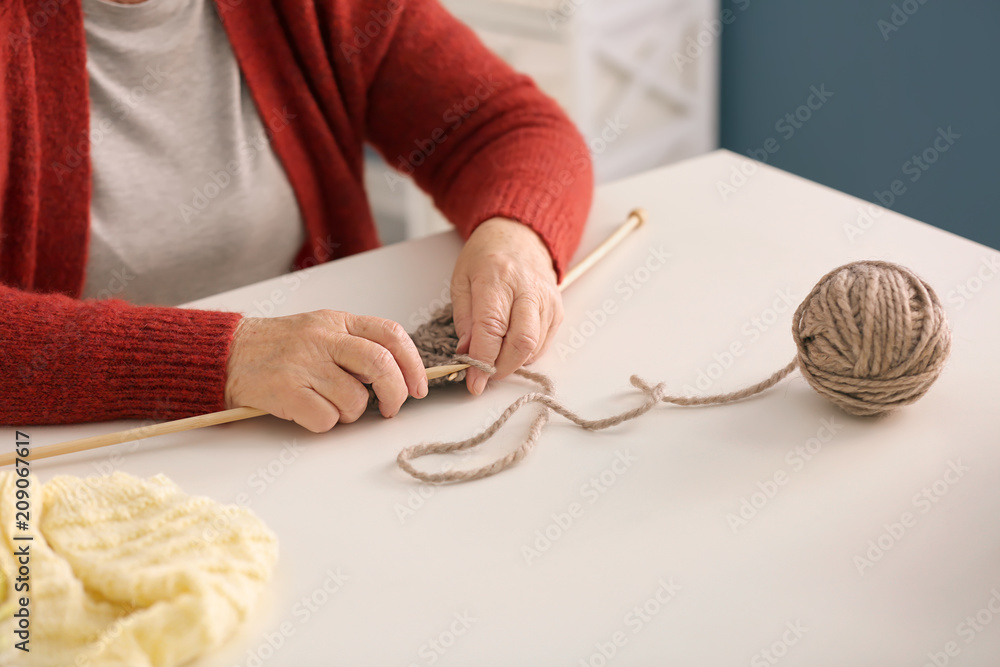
1,208,647,467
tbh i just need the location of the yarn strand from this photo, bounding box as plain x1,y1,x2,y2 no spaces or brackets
397,356,800,483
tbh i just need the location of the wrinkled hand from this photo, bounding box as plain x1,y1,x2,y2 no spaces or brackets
451,217,563,395
225,311,428,432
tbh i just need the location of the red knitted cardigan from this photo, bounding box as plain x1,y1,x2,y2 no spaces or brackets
0,0,593,425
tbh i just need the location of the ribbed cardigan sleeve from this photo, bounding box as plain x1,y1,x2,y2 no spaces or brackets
358,0,594,278
0,286,241,425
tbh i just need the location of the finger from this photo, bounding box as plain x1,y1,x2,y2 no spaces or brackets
467,279,513,395
493,293,542,379
308,365,373,424
328,333,409,418
344,314,427,399
527,294,563,365
273,386,342,434
451,276,473,355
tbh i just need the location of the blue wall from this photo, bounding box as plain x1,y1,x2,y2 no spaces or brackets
720,0,999,250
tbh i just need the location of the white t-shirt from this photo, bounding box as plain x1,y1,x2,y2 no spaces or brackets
81,0,306,306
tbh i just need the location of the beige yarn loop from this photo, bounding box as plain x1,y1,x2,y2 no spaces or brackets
396,356,799,484
400,260,951,483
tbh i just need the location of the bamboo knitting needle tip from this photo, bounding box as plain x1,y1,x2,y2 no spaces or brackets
425,364,474,381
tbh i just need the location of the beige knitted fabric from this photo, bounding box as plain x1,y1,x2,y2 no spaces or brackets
0,472,278,667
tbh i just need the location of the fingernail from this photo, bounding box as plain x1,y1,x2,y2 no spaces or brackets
420,375,429,398
473,374,488,395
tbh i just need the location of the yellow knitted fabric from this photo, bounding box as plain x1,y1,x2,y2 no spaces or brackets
0,472,279,667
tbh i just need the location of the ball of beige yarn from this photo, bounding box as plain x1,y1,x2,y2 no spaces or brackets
791,260,951,416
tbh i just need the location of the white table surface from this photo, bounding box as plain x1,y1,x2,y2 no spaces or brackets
11,150,1000,666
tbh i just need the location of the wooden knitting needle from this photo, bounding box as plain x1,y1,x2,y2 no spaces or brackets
0,360,475,467
3,208,647,467
559,207,646,291
0,407,269,467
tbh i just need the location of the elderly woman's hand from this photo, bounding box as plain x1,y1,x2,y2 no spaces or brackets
451,217,563,395
225,311,428,432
